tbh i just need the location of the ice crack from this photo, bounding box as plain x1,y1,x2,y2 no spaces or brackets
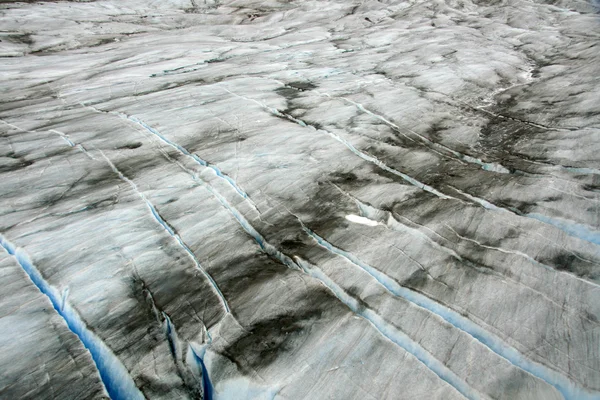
300,227,600,400
0,235,145,400
293,256,482,400
94,149,231,313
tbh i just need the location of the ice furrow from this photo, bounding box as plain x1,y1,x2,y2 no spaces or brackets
433,92,600,177
189,345,214,400
100,114,301,272
150,62,206,77
2,120,79,152
49,129,76,147
148,36,327,78
442,223,600,291
95,149,231,313
563,166,600,176
164,314,179,362
135,274,163,324
163,313,209,399
0,118,30,133
369,87,595,180
221,87,454,201
355,198,462,260
123,114,254,205
101,97,480,397
293,256,482,400
96,97,598,250
526,213,600,247
200,180,301,271
332,183,500,276
475,107,578,132
83,103,260,215
438,185,597,265
83,97,595,398
84,104,300,272
0,234,145,400
356,197,546,274
316,91,511,174
406,86,577,133
301,227,600,400
133,270,207,397
447,186,600,247
127,131,480,397
344,187,599,314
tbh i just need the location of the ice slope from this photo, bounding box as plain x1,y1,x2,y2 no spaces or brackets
0,0,599,399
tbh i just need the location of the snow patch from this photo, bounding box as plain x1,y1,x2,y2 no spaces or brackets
345,214,379,226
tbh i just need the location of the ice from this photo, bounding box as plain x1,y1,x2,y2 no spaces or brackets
1,0,599,399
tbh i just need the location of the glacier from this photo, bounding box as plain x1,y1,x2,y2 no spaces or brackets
0,0,599,399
